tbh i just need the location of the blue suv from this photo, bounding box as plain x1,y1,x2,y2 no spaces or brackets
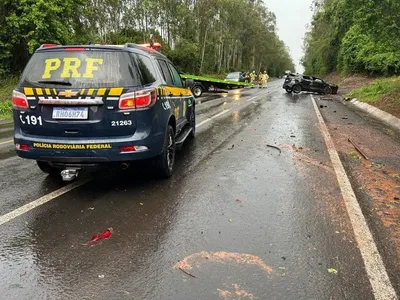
12,43,196,180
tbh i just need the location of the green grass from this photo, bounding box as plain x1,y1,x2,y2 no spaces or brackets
347,76,400,103
0,77,18,120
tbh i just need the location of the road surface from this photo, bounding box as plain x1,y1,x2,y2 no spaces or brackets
0,81,399,299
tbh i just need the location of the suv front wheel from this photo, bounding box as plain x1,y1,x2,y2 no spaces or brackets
155,125,176,178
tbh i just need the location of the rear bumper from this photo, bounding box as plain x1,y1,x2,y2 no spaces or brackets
14,131,165,164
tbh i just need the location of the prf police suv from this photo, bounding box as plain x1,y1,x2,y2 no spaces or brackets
12,43,196,181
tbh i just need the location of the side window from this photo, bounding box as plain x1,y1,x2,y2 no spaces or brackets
167,63,183,87
157,60,173,85
136,54,157,84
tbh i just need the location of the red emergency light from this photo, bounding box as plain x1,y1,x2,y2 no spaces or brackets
138,42,162,50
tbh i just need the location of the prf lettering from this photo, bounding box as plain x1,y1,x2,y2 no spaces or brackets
42,58,104,79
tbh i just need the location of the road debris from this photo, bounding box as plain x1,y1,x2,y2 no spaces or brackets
349,152,361,160
341,116,348,119
228,144,235,150
348,138,368,160
236,199,241,204
98,274,105,279
267,144,282,154
178,267,197,278
328,268,338,274
84,228,113,246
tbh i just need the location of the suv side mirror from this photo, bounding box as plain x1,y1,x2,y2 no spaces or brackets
183,78,194,89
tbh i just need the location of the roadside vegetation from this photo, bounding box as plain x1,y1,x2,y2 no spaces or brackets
302,0,400,77
0,0,294,78
0,77,17,120
303,1,400,118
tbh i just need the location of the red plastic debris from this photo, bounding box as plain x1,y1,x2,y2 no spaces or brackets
236,199,241,204
84,228,113,246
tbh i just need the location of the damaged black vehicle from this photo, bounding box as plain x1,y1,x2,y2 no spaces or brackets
283,74,338,95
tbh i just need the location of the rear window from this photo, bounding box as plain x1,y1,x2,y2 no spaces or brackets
20,50,141,88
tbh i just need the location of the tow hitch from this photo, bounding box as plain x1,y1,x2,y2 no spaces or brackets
60,168,80,182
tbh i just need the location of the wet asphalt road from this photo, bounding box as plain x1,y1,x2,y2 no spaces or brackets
0,82,382,299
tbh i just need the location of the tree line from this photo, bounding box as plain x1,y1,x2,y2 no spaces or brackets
0,0,294,78
302,0,400,76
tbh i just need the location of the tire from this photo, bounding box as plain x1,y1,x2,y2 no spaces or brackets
324,86,333,95
292,85,302,94
189,108,195,138
285,87,292,93
36,161,60,176
155,125,176,178
192,85,203,98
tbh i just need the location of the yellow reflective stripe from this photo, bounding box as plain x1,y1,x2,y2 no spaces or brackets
80,89,85,95
53,88,57,95
87,88,94,96
97,88,106,96
24,88,34,96
109,87,123,96
35,88,43,95
45,88,51,95
164,86,188,96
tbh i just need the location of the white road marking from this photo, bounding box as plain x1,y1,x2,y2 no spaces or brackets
0,139,13,145
0,178,91,226
311,95,397,300
246,96,258,102
196,109,232,128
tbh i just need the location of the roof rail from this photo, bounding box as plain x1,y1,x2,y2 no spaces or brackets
124,43,138,48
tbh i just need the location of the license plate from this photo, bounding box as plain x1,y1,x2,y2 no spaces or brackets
52,107,88,120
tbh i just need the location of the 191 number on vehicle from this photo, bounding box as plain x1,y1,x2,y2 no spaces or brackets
111,120,132,127
20,115,43,126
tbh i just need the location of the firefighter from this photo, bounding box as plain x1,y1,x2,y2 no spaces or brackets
258,71,264,88
249,71,257,87
262,71,269,88
259,71,269,88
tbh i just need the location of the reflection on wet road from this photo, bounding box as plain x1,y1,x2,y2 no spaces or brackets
0,81,392,299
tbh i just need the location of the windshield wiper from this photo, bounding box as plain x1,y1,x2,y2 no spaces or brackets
37,80,72,86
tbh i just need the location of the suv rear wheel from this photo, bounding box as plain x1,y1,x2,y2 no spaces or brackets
189,108,196,138
155,125,176,178
36,161,60,176
285,87,292,93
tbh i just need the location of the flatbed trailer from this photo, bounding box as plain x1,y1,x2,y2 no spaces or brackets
180,74,254,97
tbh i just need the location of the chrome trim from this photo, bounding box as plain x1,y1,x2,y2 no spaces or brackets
38,99,103,105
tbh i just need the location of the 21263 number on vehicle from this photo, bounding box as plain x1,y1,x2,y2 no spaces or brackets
111,120,133,127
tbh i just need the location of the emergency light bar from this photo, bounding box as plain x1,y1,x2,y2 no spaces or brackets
138,42,162,50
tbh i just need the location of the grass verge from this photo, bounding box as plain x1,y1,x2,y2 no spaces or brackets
0,77,18,120
346,76,400,119
346,76,400,103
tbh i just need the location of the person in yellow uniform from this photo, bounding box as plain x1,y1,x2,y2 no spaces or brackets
262,71,269,88
249,71,257,87
258,72,264,88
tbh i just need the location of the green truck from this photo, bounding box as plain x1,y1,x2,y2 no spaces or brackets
180,73,254,98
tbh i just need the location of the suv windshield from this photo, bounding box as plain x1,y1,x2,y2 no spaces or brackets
20,50,141,88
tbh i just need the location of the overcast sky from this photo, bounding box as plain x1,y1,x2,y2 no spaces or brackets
265,0,314,73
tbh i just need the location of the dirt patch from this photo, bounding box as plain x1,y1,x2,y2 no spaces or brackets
323,73,376,96
327,121,400,255
174,251,273,274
